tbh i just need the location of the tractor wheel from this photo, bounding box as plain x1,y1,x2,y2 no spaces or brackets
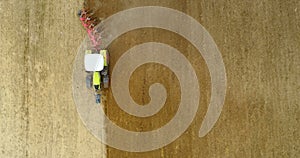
103,75,109,89
86,74,92,89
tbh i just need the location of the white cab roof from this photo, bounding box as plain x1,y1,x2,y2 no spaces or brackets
84,54,104,71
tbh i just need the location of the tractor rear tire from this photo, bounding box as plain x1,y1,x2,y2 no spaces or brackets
86,74,92,89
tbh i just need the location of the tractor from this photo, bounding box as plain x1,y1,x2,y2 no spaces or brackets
84,49,109,103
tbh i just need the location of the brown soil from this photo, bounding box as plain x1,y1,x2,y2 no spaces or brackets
0,0,299,157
